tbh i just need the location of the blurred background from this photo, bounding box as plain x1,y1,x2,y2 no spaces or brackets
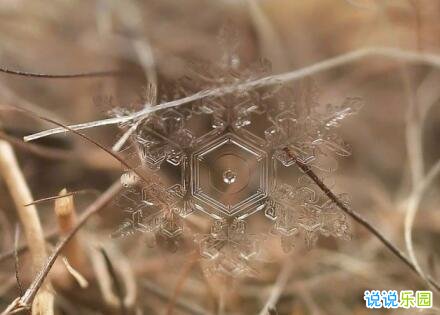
0,0,439,314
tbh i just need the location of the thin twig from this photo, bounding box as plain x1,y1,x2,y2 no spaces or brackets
283,147,440,292
0,298,20,315
13,225,24,297
0,230,58,263
25,189,100,207
0,66,124,79
24,46,440,142
0,130,121,170
24,116,135,142
0,130,73,160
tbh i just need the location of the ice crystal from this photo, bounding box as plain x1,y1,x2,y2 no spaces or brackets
111,34,362,276
196,219,260,277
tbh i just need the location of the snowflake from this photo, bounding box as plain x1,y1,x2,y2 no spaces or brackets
196,219,260,277
111,34,362,276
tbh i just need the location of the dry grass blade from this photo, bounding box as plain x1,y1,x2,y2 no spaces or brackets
0,65,124,79
0,230,58,264
0,298,20,315
0,139,55,314
0,130,73,160
25,189,100,207
258,260,294,315
99,248,127,315
23,46,440,142
404,160,440,290
0,141,48,269
54,188,88,286
61,257,89,289
13,224,24,297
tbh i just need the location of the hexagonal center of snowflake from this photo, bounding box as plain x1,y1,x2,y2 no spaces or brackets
192,133,268,219
212,155,249,193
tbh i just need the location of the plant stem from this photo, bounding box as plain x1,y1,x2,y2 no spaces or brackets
283,147,440,292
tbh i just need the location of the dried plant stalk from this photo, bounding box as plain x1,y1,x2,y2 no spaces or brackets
54,188,87,272
88,245,137,312
23,46,440,142
0,140,54,315
284,147,440,292
0,65,123,79
52,188,89,291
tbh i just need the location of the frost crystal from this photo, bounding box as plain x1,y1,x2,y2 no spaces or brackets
112,37,362,276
